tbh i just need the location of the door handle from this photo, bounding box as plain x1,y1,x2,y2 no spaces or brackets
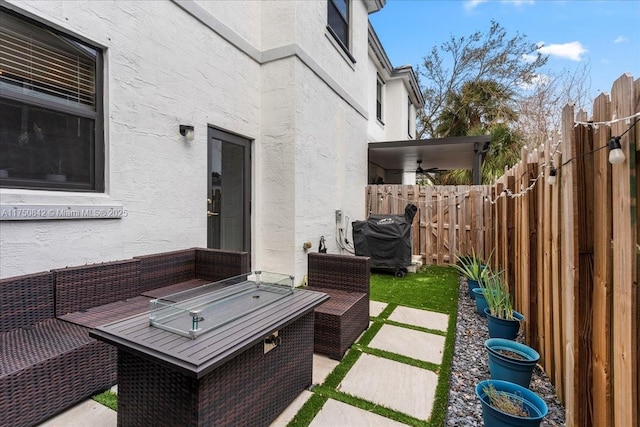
207,211,218,217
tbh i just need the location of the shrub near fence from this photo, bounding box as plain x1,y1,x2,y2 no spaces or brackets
365,73,639,427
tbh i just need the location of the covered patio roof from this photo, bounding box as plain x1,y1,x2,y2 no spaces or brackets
368,135,492,185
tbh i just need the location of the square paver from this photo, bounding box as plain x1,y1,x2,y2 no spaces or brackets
313,354,339,385
309,398,407,427
269,390,313,427
370,300,387,317
368,324,445,364
388,306,449,332
339,353,438,420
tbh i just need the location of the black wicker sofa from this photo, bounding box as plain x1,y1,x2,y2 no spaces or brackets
0,248,249,427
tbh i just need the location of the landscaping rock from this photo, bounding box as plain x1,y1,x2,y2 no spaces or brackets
445,277,566,426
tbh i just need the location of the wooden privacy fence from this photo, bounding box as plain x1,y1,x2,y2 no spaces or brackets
365,185,493,264
365,73,639,427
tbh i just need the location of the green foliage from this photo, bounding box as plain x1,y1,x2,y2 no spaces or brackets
451,248,493,282
418,20,547,140
416,20,545,185
481,270,515,320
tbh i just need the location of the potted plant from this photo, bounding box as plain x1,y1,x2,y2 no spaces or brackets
485,338,540,388
476,380,548,427
452,248,492,299
482,271,524,339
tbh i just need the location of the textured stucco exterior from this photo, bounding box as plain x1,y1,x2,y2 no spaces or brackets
0,0,417,280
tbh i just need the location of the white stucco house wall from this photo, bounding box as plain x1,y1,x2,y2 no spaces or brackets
0,0,422,280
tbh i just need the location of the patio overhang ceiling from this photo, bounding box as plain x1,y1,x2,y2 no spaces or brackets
368,135,492,184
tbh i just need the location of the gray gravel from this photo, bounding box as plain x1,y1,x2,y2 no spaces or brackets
445,277,566,426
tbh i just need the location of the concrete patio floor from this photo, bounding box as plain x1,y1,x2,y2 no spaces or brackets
39,301,448,426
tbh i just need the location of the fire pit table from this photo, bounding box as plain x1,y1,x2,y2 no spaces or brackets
90,271,328,427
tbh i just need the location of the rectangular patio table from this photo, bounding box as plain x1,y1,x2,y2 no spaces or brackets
90,271,328,427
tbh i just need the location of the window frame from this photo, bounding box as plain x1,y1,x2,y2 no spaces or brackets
376,75,384,123
327,0,353,60
0,7,105,192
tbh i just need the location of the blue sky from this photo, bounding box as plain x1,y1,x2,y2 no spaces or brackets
369,0,640,105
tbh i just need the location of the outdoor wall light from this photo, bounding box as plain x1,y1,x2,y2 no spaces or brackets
608,136,625,165
179,125,195,142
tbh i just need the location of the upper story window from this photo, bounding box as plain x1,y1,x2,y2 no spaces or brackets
327,0,349,50
407,96,412,137
376,76,383,122
0,8,104,192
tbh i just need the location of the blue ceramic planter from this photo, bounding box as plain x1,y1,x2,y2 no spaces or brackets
472,288,489,317
468,279,480,299
484,308,525,340
485,338,540,388
476,380,548,427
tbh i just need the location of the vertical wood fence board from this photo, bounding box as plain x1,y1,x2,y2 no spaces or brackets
560,103,578,424
528,158,540,350
610,73,638,427
506,174,516,298
592,92,613,427
551,148,564,401
541,142,553,370
424,186,432,263
576,112,595,427
437,189,445,265
635,76,640,426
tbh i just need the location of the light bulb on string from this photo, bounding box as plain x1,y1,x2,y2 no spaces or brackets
547,166,557,186
608,137,625,165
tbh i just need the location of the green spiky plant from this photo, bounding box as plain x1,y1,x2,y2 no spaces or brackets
452,247,493,283
481,270,515,320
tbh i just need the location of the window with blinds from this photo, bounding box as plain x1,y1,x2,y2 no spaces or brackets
0,8,104,192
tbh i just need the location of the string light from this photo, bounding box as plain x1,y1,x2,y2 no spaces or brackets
573,112,640,129
608,137,625,165
547,166,557,186
372,116,637,208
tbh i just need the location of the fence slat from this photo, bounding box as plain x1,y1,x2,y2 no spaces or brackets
592,91,613,427
610,73,638,427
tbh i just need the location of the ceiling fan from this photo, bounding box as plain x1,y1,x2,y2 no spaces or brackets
416,160,444,174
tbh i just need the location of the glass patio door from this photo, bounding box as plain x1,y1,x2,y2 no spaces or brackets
207,127,251,252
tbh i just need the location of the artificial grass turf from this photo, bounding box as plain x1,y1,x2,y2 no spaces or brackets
92,389,117,411
288,265,460,427
370,265,459,313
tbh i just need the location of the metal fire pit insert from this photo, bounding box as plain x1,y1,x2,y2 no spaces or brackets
149,271,294,338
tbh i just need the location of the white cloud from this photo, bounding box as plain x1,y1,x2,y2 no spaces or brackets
504,0,535,5
522,53,538,63
465,0,534,9
537,41,587,61
518,73,550,91
464,0,488,10
614,36,628,43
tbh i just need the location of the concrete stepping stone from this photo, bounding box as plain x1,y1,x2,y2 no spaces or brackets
388,306,448,331
369,324,445,364
37,400,116,427
309,398,407,426
339,353,438,421
270,390,313,426
370,300,388,317
313,354,340,385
